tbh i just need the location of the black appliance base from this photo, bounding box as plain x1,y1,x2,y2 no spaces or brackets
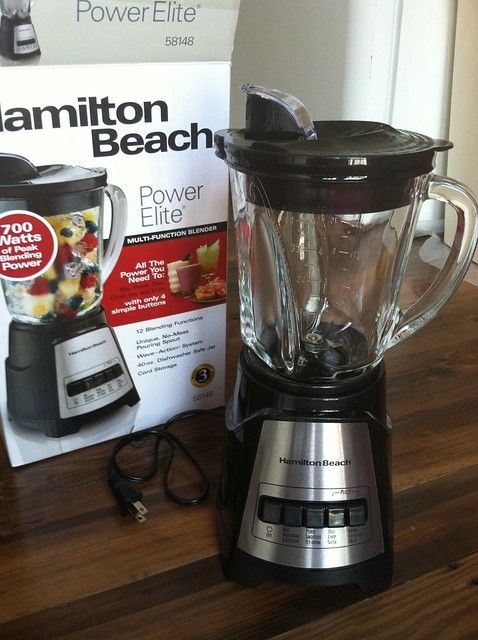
217,348,393,591
223,548,392,592
5,307,139,438
0,15,41,60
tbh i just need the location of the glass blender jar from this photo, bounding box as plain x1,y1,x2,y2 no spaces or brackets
1,159,124,324
0,0,40,60
214,86,478,591
0,153,139,437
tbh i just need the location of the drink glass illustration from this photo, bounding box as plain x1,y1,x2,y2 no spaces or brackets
177,263,202,296
167,259,189,294
197,240,219,279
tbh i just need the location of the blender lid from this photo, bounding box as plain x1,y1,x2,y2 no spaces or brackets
215,86,453,180
0,153,107,198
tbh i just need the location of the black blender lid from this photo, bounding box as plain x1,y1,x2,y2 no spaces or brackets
215,85,453,181
0,153,107,198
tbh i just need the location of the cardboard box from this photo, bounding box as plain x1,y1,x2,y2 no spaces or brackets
0,0,239,465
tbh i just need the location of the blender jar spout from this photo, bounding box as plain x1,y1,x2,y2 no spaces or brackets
241,84,317,141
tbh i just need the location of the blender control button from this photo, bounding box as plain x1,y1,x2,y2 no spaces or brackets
104,367,118,382
305,505,325,528
94,372,106,386
112,364,124,378
348,502,367,526
282,502,303,527
260,498,282,525
83,377,97,391
327,507,346,528
67,380,84,397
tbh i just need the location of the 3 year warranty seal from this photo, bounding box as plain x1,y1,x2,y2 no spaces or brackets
191,363,215,388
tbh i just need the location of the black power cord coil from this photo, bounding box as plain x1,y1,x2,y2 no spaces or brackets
107,409,224,522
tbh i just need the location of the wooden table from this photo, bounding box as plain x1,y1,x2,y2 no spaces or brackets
0,242,477,640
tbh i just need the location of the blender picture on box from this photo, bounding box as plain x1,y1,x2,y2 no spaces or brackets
0,0,40,61
0,154,228,465
0,61,231,466
0,153,140,456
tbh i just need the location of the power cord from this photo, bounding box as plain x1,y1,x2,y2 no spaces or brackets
107,409,224,523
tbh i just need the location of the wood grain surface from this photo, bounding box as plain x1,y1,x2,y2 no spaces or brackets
0,237,477,640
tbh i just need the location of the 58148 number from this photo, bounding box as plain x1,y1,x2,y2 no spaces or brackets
165,36,194,46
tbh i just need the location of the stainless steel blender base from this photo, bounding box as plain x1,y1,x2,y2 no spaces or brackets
54,324,135,420
217,349,393,590
237,419,384,570
5,307,140,437
0,16,40,60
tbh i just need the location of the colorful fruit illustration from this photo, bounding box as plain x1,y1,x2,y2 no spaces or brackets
6,209,103,321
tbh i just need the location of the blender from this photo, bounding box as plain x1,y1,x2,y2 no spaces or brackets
215,85,478,590
0,0,40,60
0,152,139,437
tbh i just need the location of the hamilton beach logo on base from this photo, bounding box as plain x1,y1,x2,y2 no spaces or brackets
279,457,352,467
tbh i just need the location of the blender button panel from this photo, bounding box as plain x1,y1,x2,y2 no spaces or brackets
112,364,124,378
101,364,124,381
258,497,368,530
259,498,282,525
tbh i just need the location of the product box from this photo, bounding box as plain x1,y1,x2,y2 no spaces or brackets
0,0,240,466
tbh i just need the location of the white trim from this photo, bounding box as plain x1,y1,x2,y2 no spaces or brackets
342,0,403,121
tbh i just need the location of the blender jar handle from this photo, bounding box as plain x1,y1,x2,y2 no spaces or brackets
390,174,478,347
102,184,127,282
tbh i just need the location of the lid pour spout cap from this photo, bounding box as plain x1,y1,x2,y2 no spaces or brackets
241,84,318,141
0,152,40,185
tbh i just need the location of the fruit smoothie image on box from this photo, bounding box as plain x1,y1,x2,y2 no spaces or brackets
177,262,202,296
194,239,226,302
4,209,101,321
0,152,139,438
165,239,226,303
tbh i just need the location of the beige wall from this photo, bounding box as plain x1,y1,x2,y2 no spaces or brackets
445,0,478,261
230,0,458,235
230,0,352,127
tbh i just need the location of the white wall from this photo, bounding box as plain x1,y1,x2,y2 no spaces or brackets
391,1,457,166
231,0,456,131
231,0,353,126
231,0,458,232
444,0,478,262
